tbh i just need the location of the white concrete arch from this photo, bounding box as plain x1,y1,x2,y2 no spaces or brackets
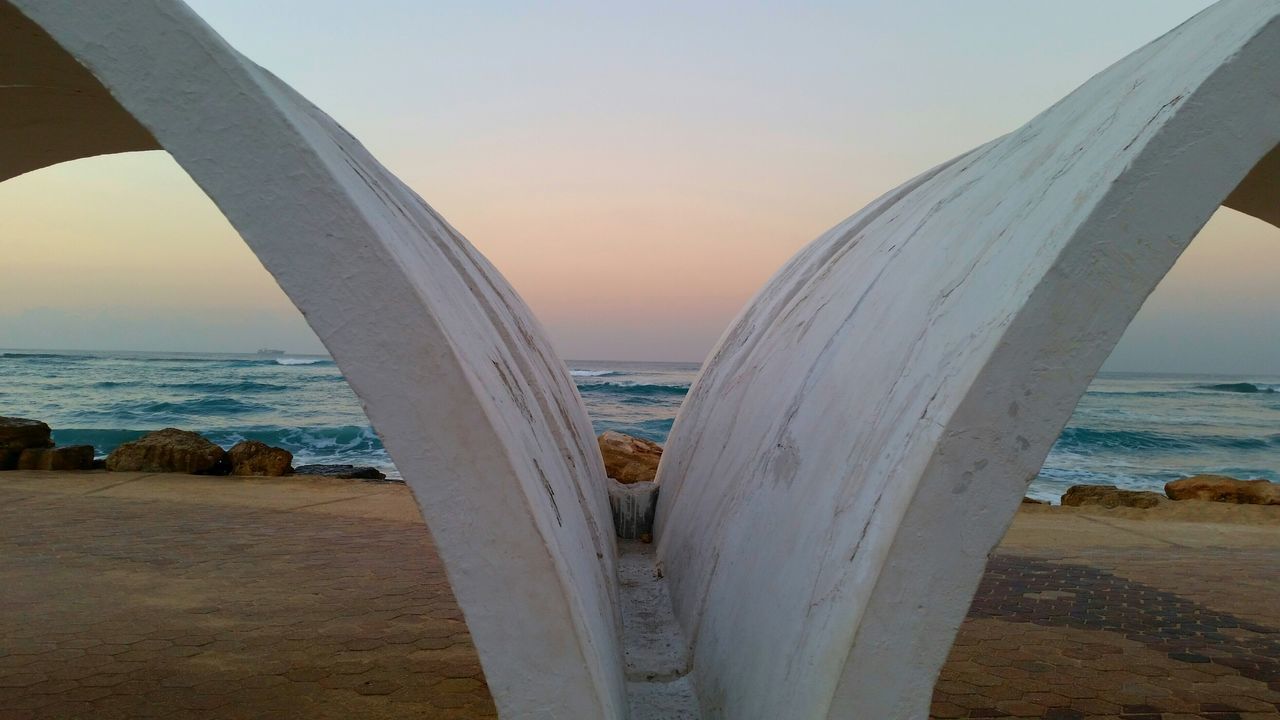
654,1,1280,718
1,2,626,718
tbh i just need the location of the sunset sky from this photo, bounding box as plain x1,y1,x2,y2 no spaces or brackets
4,0,1277,373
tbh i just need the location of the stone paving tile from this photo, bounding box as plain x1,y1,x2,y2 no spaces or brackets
1,481,1276,719
1050,548,1280,631
932,553,1280,720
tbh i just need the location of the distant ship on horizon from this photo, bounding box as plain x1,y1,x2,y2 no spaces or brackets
255,348,286,356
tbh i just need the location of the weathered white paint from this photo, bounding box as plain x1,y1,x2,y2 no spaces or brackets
654,2,1280,717
1,2,626,717
608,480,659,540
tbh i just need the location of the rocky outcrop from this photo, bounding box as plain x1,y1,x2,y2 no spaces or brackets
598,431,663,485
227,440,293,476
293,464,386,480
608,480,659,540
105,428,228,474
17,445,95,471
1061,484,1163,509
1165,475,1280,505
0,416,53,470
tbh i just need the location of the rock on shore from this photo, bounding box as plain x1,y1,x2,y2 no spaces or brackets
597,431,664,538
0,417,53,470
598,431,662,484
1165,474,1280,505
105,428,229,475
293,464,386,480
1061,484,1163,509
228,440,293,477
17,445,95,471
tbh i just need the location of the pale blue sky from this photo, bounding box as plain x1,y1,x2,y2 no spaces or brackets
6,0,1278,373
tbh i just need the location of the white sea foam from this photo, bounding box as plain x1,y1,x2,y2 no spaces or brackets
570,369,615,377
276,358,326,365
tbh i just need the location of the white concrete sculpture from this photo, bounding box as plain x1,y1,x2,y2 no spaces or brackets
2,1,626,717
656,2,1280,717
4,0,1278,718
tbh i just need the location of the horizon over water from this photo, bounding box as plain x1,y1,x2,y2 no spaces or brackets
2,348,1277,501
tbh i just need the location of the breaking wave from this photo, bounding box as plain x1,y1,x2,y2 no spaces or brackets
1056,427,1280,453
576,382,689,397
1198,382,1278,394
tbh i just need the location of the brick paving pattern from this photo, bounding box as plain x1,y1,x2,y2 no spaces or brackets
0,476,1275,719
932,552,1280,719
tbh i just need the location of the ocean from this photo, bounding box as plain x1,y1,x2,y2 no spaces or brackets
2,349,1277,502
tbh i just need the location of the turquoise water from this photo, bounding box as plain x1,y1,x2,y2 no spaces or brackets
2,349,1276,500
1034,373,1280,501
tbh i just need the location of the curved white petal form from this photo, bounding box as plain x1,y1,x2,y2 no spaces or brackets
655,2,1280,717
2,2,625,717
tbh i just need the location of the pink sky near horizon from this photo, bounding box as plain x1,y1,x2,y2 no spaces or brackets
3,0,1279,373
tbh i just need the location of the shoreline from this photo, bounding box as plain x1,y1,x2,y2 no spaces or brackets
8,350,1278,503
3,468,1276,537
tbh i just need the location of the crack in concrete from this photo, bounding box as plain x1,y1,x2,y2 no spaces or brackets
81,473,162,496
287,494,370,512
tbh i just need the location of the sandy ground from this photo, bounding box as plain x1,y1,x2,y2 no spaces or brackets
1009,499,1280,549
0,470,1277,719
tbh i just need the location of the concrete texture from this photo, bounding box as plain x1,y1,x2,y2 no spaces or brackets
617,541,698,718
609,481,659,540
654,3,1280,717
2,1,623,716
1,473,1278,720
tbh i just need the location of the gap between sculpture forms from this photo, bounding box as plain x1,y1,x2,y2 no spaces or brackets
609,479,660,540
618,539,700,719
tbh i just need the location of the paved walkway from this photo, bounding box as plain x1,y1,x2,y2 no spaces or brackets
935,508,1280,719
0,472,495,720
0,472,1277,719
936,552,1280,718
